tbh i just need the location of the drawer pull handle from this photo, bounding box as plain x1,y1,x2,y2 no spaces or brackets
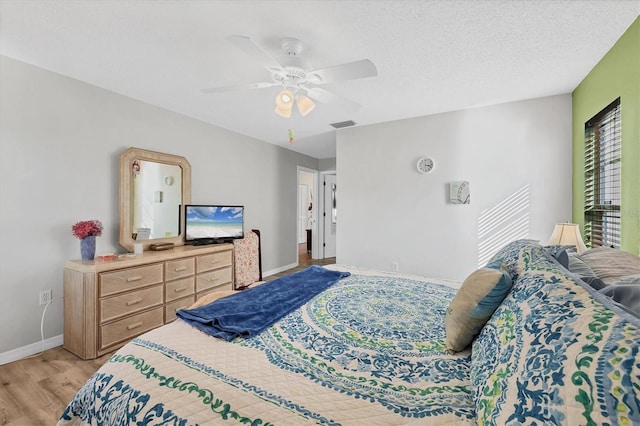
126,276,143,282
127,321,143,330
174,266,187,272
209,277,218,282
126,298,143,306
174,287,186,292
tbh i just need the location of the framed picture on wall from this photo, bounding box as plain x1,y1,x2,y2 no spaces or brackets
449,181,470,204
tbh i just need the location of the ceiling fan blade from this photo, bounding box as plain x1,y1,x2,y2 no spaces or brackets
201,81,279,94
308,59,377,84
227,35,286,75
305,87,361,110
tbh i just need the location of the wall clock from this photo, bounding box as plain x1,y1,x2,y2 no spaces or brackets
416,156,434,174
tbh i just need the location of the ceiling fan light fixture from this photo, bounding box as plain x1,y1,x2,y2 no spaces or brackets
275,89,294,118
275,105,292,118
296,94,315,117
206,36,377,122
275,89,294,108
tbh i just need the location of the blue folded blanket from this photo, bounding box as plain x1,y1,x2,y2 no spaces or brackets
176,265,351,341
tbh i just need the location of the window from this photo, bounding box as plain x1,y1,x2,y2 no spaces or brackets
584,97,621,249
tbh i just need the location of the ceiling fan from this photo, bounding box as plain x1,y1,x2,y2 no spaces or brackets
202,35,377,118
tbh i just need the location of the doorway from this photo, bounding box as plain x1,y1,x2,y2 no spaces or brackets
297,168,318,263
322,173,337,258
297,181,311,262
297,168,337,263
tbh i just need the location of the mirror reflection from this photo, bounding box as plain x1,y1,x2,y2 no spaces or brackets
119,147,191,252
131,160,183,239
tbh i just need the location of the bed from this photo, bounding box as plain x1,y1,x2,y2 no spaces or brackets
58,240,640,425
58,265,472,425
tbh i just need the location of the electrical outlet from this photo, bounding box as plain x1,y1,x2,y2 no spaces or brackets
392,262,399,272
39,289,52,305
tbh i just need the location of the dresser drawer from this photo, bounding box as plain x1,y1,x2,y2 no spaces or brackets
100,284,163,323
100,264,163,297
165,258,195,281
165,296,196,323
196,267,233,292
165,276,195,303
100,307,164,350
196,250,232,273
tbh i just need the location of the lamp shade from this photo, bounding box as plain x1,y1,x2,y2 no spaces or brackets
547,223,588,254
275,105,292,118
275,90,294,118
296,94,316,116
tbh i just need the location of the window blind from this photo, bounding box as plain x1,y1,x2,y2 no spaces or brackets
584,97,621,249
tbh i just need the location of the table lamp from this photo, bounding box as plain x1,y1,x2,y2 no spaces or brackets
547,223,588,254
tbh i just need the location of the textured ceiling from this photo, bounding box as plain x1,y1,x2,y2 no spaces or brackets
1,1,638,159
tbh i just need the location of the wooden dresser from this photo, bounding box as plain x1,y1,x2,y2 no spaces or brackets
63,244,234,360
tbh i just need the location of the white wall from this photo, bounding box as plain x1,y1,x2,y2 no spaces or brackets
0,56,318,356
319,157,336,172
337,95,573,281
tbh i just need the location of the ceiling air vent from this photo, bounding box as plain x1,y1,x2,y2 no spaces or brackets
330,120,356,129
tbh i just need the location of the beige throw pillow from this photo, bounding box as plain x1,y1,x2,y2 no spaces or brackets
445,260,512,352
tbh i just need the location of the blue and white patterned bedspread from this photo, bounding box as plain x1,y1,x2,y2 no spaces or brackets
58,268,474,425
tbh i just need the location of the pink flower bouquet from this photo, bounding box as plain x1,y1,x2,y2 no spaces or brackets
72,220,103,239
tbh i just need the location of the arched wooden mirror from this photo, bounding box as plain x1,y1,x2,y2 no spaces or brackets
119,147,191,252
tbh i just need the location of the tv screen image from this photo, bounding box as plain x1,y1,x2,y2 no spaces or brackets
184,205,244,243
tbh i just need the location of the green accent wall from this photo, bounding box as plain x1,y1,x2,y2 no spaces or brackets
572,16,640,255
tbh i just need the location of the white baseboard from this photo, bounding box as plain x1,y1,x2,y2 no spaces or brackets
0,334,63,365
263,262,298,278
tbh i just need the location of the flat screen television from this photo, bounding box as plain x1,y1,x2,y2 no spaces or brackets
183,205,244,245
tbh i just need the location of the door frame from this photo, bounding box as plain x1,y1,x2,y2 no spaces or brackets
297,183,309,244
297,166,320,262
320,172,337,259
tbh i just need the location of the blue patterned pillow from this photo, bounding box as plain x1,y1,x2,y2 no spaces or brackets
445,259,512,352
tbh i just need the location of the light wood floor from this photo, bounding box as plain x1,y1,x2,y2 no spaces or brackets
0,257,335,426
